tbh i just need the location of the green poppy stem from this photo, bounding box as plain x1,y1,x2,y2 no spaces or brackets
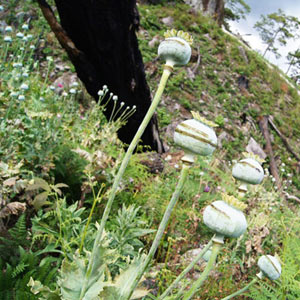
79,65,172,300
158,237,214,299
124,162,191,300
220,277,259,300
182,241,222,300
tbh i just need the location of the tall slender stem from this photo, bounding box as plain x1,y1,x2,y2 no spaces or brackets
124,163,191,300
182,242,222,300
220,277,258,300
158,237,214,299
79,65,172,300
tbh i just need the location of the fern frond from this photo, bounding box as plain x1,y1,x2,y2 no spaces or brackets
12,262,29,278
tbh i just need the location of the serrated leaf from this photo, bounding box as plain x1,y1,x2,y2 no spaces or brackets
28,277,60,300
59,244,118,300
26,178,51,192
33,191,51,210
54,183,69,189
114,254,151,299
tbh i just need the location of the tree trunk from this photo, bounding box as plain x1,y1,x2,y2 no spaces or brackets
38,0,165,153
184,0,225,26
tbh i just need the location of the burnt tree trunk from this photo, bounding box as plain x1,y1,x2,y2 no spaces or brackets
38,0,164,152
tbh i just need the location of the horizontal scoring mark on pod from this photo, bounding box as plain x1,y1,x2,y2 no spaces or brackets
179,122,209,138
174,128,217,148
211,202,231,219
240,161,262,173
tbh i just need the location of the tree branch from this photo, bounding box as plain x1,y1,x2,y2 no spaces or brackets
258,115,281,189
268,116,300,161
36,0,82,60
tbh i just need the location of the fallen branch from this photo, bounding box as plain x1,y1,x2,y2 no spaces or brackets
283,192,300,204
192,46,201,74
268,116,300,162
258,115,281,189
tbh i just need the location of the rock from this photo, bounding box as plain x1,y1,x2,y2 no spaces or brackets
238,46,249,64
246,137,267,160
139,152,164,174
182,247,207,267
161,16,174,26
148,35,160,48
52,73,79,94
237,75,249,90
217,131,230,148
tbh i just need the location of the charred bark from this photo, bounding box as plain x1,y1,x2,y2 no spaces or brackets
37,0,165,152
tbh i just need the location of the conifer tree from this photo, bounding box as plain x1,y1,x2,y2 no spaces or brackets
254,9,300,58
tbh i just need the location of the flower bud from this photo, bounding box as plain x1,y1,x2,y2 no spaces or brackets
203,201,247,238
232,157,264,184
174,118,217,157
258,255,281,280
158,29,192,67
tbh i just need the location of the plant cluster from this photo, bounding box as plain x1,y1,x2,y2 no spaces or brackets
0,2,300,300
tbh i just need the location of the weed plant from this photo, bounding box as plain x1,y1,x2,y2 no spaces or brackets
0,2,300,300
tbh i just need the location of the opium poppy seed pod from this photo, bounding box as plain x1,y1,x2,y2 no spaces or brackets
258,255,281,280
203,200,247,238
158,29,193,67
174,111,218,161
232,152,264,185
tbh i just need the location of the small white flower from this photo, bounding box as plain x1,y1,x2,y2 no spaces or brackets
16,32,24,38
281,168,285,172
62,92,68,97
120,102,125,106
5,26,13,33
46,56,53,62
112,95,118,101
271,177,276,182
71,82,79,87
288,157,292,161
4,36,12,43
20,83,29,90
29,44,35,50
26,34,33,39
288,180,292,184
69,88,76,94
22,72,29,78
281,163,285,167
20,47,24,51
49,85,55,91
199,171,204,176
40,97,45,101
10,92,18,97
22,36,28,42
0,5,4,12
174,164,179,169
13,62,23,68
98,90,104,96
18,95,25,101
287,173,292,177
103,85,108,90
22,24,29,30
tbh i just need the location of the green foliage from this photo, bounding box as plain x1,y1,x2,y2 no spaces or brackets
31,198,88,258
254,9,300,58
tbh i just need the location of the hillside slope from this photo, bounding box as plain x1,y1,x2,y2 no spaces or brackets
137,2,300,194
